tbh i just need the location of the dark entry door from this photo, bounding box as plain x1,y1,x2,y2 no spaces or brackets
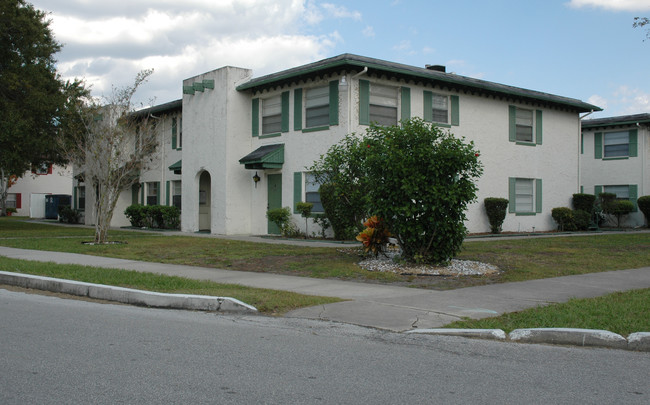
267,174,282,234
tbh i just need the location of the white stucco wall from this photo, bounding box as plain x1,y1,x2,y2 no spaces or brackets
580,125,649,227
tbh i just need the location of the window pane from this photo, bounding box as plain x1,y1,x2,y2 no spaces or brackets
306,105,329,128
515,108,533,142
305,86,329,108
369,105,397,126
604,131,629,157
515,178,534,212
432,94,448,123
370,84,398,107
262,114,282,134
305,173,323,212
262,96,281,116
6,194,16,209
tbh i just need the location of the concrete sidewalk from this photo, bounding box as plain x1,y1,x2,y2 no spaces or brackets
2,246,649,332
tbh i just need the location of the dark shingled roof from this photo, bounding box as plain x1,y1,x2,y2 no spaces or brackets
131,99,182,118
582,113,650,129
236,53,601,113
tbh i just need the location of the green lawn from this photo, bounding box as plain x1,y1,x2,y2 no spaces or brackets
444,288,650,337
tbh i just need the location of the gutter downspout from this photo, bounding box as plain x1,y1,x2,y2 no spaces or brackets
347,67,368,134
578,110,594,194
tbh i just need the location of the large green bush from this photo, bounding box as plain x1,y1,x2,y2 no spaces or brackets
309,134,369,240
573,210,591,231
124,204,180,229
638,196,650,227
483,197,509,234
362,118,483,264
608,200,635,227
124,204,146,227
572,193,596,213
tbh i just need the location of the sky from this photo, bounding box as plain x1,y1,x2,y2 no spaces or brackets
31,0,650,118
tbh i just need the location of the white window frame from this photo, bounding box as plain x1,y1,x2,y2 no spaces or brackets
515,108,534,143
515,178,535,213
431,93,449,124
6,193,17,209
146,182,158,206
603,131,629,158
172,181,182,209
262,95,282,135
369,83,398,126
305,86,330,129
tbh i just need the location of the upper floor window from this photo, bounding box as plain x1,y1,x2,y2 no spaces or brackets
262,95,282,135
603,131,629,158
369,83,398,126
594,129,638,159
171,117,182,150
305,86,330,128
33,163,52,175
509,106,542,145
431,93,449,124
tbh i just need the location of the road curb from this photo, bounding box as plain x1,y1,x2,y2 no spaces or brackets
0,271,257,313
407,328,649,352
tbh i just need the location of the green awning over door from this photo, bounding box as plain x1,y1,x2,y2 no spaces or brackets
239,144,284,170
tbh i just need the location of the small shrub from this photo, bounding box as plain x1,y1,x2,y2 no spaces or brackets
124,204,146,227
58,206,81,224
5,207,17,216
609,200,635,227
356,216,392,257
312,214,331,239
484,197,509,234
266,207,292,235
160,206,180,229
638,196,650,227
296,202,314,238
572,193,596,213
573,209,591,231
552,207,575,231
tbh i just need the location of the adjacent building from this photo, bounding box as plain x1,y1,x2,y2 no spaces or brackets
580,113,650,227
5,164,72,218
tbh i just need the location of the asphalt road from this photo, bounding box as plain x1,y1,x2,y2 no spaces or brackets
1,288,648,404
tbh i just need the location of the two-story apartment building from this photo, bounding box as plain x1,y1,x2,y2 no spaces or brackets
581,113,650,227
176,54,600,235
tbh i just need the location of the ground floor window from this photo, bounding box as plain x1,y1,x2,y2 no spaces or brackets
304,173,324,213
6,193,19,209
509,177,542,214
172,181,181,210
77,187,85,211
147,182,159,205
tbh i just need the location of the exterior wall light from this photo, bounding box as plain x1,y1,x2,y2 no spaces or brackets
253,172,261,188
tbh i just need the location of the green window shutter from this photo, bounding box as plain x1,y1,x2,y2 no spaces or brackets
166,181,170,206
629,184,638,211
629,129,638,157
423,90,433,122
594,132,602,159
508,177,516,213
580,185,584,194
171,118,177,150
594,185,602,197
252,98,259,137
400,86,411,123
294,88,302,131
581,133,584,154
508,106,516,142
73,187,78,210
131,184,138,205
329,80,339,126
535,178,543,213
281,91,290,132
359,79,370,125
293,172,302,214
450,95,460,126
140,183,145,204
156,182,161,205
535,110,543,145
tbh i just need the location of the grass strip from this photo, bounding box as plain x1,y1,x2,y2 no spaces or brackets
0,256,342,315
443,288,650,337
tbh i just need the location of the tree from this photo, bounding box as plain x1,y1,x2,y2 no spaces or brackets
362,118,483,264
633,17,650,41
0,0,86,215
60,70,158,243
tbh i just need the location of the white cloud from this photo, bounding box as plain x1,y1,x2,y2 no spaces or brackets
588,94,608,110
566,0,650,11
321,3,362,20
362,26,375,38
32,0,345,105
613,85,650,113
392,40,412,52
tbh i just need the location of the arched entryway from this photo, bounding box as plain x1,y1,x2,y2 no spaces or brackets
198,171,211,232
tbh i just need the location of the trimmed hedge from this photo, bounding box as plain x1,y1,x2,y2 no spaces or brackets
484,197,509,234
638,196,650,227
124,204,180,229
572,193,596,213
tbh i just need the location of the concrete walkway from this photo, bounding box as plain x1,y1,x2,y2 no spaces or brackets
1,245,649,332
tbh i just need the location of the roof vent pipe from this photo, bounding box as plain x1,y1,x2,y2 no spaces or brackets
425,64,446,72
